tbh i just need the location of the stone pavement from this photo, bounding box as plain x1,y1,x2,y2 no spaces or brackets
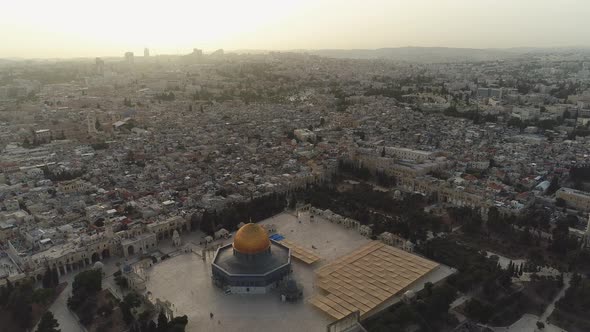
541,273,571,322
143,212,375,332
40,275,83,332
491,314,566,332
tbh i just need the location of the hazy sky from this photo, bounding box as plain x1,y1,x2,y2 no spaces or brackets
1,0,589,58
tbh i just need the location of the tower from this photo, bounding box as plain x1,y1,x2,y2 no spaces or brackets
87,112,98,136
105,219,114,238
172,230,181,247
95,57,104,75
144,48,149,57
124,52,134,65
192,48,203,57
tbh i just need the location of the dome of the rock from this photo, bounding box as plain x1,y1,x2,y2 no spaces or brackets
233,223,271,254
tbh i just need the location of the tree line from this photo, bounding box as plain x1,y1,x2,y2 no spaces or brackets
337,159,397,187
0,275,60,331
193,192,287,235
67,269,188,331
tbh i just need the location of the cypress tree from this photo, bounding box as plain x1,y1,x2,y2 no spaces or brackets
36,311,60,332
157,310,168,332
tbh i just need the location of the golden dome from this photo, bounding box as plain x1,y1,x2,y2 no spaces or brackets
233,223,271,254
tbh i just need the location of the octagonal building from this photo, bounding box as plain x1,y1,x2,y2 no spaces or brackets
212,223,291,294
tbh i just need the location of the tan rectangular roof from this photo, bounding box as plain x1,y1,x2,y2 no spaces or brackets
280,239,321,264
310,241,439,319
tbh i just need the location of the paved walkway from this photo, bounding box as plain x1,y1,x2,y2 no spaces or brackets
35,256,126,332
491,314,567,332
40,277,82,332
486,251,525,269
29,229,208,332
449,294,471,322
488,274,571,332
540,273,571,322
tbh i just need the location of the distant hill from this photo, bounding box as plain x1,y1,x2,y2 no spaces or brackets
0,58,15,65
307,47,518,63
231,46,590,63
310,46,590,62
3,46,589,64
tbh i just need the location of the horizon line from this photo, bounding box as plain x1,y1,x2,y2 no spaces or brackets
2,45,590,61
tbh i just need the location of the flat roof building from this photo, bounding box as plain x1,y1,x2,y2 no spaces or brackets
310,241,440,320
556,187,590,211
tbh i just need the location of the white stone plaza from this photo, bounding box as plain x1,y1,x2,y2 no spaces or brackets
144,212,453,332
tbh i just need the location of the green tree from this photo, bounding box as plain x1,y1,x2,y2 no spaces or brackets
147,321,157,332
551,222,578,256
68,269,102,315
0,280,13,306
424,282,433,296
167,315,188,332
42,268,53,288
32,288,55,305
157,310,168,332
115,275,129,290
464,298,493,323
547,176,560,195
120,301,134,325
487,206,506,233
78,295,98,325
538,119,556,130
123,292,142,308
5,279,34,329
36,311,61,332
120,292,142,326
51,268,60,288
71,269,102,296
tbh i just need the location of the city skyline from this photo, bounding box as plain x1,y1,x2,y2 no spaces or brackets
2,0,590,58
2,2,590,332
